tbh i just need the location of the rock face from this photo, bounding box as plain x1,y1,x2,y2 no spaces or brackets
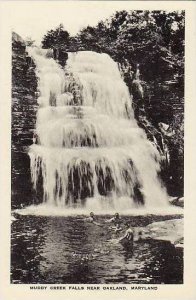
12,32,26,45
53,48,68,67
123,70,184,198
12,32,38,208
145,218,183,249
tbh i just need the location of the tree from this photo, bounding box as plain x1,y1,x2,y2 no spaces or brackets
41,24,70,49
76,26,100,51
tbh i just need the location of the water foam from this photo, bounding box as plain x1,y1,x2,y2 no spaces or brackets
14,203,182,217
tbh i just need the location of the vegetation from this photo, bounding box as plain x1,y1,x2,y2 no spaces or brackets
75,10,184,80
41,24,70,49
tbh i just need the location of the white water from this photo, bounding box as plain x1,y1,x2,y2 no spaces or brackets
14,203,182,217
28,48,169,212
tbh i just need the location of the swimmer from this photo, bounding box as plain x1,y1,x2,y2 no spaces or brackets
83,212,102,226
118,222,134,247
83,212,95,222
105,213,121,225
109,223,123,233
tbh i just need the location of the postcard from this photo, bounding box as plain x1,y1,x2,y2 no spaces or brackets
0,1,196,300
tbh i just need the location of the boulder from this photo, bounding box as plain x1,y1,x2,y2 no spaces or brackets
144,218,183,249
12,32,25,45
169,196,184,208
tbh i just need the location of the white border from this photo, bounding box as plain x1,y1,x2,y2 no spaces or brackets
0,1,196,300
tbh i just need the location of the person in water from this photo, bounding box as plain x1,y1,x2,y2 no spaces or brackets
105,213,121,225
84,212,102,226
110,222,123,234
118,222,134,247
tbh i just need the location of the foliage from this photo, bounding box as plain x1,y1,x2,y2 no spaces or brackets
75,10,184,82
41,24,70,49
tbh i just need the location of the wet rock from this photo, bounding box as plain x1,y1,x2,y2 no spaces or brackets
52,48,68,67
169,197,184,208
145,218,183,249
132,79,144,100
58,50,68,67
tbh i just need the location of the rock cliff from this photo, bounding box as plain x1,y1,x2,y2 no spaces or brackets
12,32,38,208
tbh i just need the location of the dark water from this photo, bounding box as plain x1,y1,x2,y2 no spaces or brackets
11,214,183,284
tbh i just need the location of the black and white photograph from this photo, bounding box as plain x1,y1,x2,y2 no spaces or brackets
9,3,186,286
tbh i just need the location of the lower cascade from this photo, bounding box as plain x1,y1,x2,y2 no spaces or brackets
28,48,168,211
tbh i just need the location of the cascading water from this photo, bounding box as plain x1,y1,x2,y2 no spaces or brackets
28,48,168,212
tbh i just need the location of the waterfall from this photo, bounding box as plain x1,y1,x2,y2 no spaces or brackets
28,48,168,211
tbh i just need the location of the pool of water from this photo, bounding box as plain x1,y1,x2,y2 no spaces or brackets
11,214,183,284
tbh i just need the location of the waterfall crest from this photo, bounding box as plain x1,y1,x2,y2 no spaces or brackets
28,48,168,211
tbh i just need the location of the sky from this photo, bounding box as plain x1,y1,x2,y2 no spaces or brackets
10,1,131,45
8,1,183,46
